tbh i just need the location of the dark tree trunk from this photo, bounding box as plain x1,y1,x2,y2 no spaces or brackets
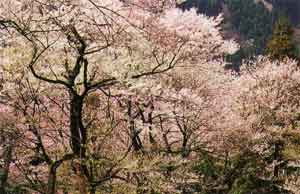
47,165,57,194
127,100,143,151
273,139,284,178
70,94,86,157
89,185,96,194
0,143,12,194
181,138,189,158
129,120,143,151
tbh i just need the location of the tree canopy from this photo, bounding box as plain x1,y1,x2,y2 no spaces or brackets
1,1,300,194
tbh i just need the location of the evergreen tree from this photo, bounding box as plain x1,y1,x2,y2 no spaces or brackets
267,16,298,60
178,0,222,16
225,0,273,71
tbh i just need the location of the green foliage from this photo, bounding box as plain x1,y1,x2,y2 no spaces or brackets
159,163,178,173
226,0,273,54
192,152,219,179
5,185,29,194
178,0,223,16
266,16,298,60
271,0,300,26
225,45,257,71
224,0,274,70
186,149,291,194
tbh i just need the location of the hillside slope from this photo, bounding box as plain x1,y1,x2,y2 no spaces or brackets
180,0,300,25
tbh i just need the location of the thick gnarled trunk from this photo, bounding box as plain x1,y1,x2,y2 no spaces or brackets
70,94,86,157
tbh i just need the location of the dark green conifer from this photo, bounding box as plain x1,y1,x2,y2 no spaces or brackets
267,16,298,60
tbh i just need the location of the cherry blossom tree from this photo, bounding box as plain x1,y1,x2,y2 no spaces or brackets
0,0,238,194
227,56,300,193
2,0,299,193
